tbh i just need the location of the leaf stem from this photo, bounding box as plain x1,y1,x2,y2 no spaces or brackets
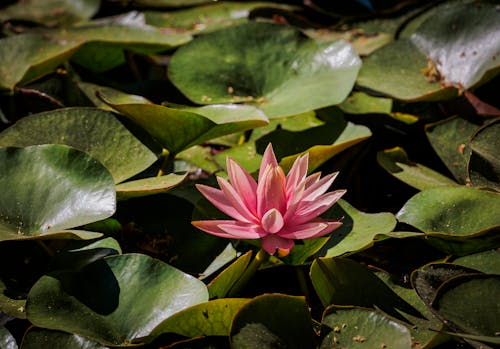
157,149,175,177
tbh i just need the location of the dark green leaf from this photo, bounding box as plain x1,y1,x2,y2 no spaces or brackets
452,250,500,275
26,253,209,346
230,294,316,349
21,328,106,349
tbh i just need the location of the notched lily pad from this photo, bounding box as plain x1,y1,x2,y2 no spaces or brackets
169,22,361,118
0,145,115,241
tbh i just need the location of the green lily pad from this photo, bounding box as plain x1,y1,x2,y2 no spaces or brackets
410,0,500,89
0,0,99,27
397,186,500,235
432,275,500,338
131,0,212,7
425,116,482,184
467,119,500,191
77,81,152,110
411,262,481,307
249,111,322,141
169,22,361,118
0,108,157,184
377,147,458,190
208,251,253,299
0,326,17,349
199,243,238,280
149,298,249,340
0,145,115,241
0,15,191,90
357,38,455,101
145,2,299,34
452,250,500,275
26,253,209,346
116,173,188,200
320,306,412,349
21,328,106,349
102,94,268,154
230,294,316,349
317,199,397,258
338,91,392,115
310,257,420,320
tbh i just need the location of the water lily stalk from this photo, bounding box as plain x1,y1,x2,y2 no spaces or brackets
192,143,345,255
157,149,175,177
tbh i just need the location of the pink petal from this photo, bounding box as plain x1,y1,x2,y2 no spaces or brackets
192,220,243,238
218,222,267,239
285,153,308,197
217,177,258,223
261,235,294,255
303,172,339,201
278,222,327,239
279,220,342,239
256,165,287,217
226,157,258,215
196,184,251,222
261,208,284,234
290,190,346,225
259,144,278,183
304,172,321,189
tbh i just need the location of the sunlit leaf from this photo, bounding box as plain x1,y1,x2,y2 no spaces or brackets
169,22,361,118
116,173,188,200
26,254,209,346
0,145,115,241
0,108,157,184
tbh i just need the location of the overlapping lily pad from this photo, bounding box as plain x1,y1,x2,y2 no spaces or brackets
377,147,458,190
21,328,106,349
0,145,115,241
0,108,157,184
0,14,191,90
101,92,268,154
0,0,100,27
145,2,299,34
320,306,412,349
169,22,361,118
467,119,500,191
26,253,209,346
230,294,316,349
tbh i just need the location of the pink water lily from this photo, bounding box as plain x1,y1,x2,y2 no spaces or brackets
192,144,345,256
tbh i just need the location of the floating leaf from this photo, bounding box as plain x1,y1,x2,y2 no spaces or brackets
116,173,188,200
310,257,420,320
132,0,213,7
467,119,500,191
432,275,500,338
208,251,253,299
145,2,299,34
77,81,151,110
320,306,412,349
425,116,482,183
21,328,106,349
319,199,397,258
452,250,500,275
410,0,500,89
230,294,316,349
0,14,191,90
26,253,209,346
357,39,455,101
0,108,157,184
102,94,268,154
397,186,500,235
338,91,392,115
0,0,100,27
377,147,457,190
0,145,115,241
169,22,361,118
149,298,249,339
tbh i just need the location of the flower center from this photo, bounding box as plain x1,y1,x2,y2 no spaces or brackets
261,208,284,234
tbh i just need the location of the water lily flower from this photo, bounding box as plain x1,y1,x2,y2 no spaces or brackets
192,144,345,256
